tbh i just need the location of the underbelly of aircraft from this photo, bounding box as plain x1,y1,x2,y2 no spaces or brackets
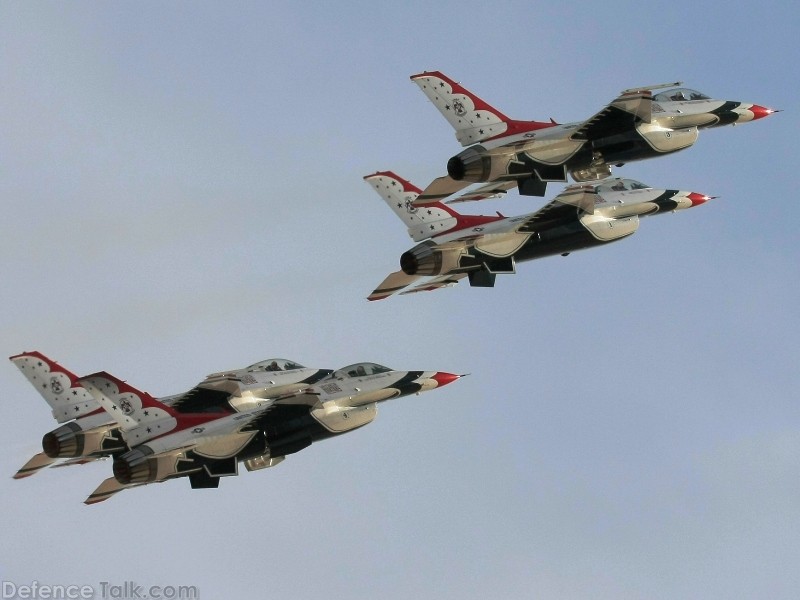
480,223,609,266
590,134,676,164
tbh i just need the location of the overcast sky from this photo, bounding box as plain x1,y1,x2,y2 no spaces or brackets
1,2,797,599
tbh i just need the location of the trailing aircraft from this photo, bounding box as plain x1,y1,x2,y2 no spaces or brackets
10,352,462,503
10,352,331,488
365,171,713,299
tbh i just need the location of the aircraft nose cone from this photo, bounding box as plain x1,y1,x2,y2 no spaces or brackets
687,192,716,206
749,105,778,120
431,372,461,388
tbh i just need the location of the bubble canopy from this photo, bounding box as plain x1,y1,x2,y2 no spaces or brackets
333,363,393,379
246,359,305,372
653,88,710,102
596,178,651,193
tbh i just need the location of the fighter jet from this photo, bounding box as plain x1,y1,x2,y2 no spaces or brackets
364,171,714,299
410,70,777,202
11,353,462,503
9,352,332,483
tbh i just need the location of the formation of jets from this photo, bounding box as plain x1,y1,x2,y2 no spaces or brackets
11,351,462,503
12,70,777,503
365,70,777,298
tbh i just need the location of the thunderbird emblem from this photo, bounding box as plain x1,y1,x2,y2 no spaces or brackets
49,377,64,395
452,98,467,117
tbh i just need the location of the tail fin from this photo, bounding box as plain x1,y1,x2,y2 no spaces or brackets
10,351,99,423
364,171,464,242
410,71,552,147
78,372,217,446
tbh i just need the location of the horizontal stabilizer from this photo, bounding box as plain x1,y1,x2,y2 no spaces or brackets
415,175,472,205
13,452,56,479
447,180,517,204
51,456,104,468
400,273,468,295
85,477,130,505
368,270,423,301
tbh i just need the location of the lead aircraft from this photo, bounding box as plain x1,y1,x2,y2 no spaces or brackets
365,171,713,299
411,71,777,202
11,352,461,503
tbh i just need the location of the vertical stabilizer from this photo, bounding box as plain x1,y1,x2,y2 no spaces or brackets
10,351,99,423
78,372,219,446
410,71,552,146
364,171,462,241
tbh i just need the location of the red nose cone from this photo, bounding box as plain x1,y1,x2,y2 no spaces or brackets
750,105,777,120
431,372,461,388
687,192,714,206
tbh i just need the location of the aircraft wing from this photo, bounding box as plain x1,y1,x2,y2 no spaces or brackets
165,403,277,455
446,181,518,204
514,185,597,232
570,90,653,142
168,386,234,413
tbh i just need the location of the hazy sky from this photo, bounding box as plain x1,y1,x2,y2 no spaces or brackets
1,2,797,599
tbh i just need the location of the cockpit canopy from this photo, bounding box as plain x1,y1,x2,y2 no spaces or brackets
654,88,710,102
246,358,305,372
333,362,393,379
596,178,651,194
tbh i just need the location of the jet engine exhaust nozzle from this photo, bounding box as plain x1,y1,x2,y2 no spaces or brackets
42,423,83,458
113,448,156,485
401,242,442,276
447,147,493,182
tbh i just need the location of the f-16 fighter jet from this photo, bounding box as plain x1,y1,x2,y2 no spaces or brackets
11,353,462,503
9,352,331,487
410,71,777,202
364,171,713,300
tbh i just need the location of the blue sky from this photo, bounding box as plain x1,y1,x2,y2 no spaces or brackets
1,2,797,599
